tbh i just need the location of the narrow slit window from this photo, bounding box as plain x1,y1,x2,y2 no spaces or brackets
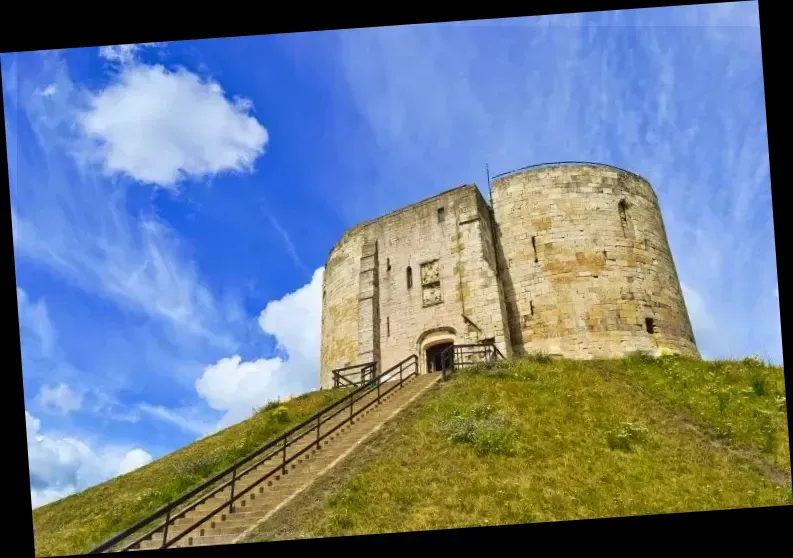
618,200,630,237
645,317,655,334
386,317,390,337
530,300,534,315
386,258,391,272
437,207,445,223
407,266,413,289
532,236,538,263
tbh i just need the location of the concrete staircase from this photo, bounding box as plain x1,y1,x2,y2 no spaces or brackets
129,372,441,551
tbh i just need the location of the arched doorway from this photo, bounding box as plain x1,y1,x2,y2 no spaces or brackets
425,341,454,373
416,327,456,374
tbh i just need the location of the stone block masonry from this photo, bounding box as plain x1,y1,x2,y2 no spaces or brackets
491,163,698,359
320,162,699,387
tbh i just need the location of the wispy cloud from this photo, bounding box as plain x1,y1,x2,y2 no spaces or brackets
269,216,308,273
35,383,84,415
16,288,56,359
5,51,241,348
98,43,165,66
5,47,272,504
325,3,779,364
136,403,215,437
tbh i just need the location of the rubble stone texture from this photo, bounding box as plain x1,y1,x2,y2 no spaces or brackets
320,163,699,388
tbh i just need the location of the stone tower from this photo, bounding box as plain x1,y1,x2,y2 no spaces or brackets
491,163,697,359
319,162,698,388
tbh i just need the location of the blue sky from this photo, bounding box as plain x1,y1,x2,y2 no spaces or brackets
3,1,779,509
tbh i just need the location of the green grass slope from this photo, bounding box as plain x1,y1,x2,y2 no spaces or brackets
244,354,791,542
31,387,350,557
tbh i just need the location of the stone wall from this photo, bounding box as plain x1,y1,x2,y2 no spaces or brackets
320,229,364,387
491,163,699,359
320,185,512,387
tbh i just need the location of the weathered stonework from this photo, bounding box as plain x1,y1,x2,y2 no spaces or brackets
320,163,699,388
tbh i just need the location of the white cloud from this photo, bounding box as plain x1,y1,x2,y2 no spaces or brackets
137,403,214,437
79,63,269,189
25,411,151,509
98,43,165,66
36,383,83,415
31,486,78,509
7,52,237,348
16,288,56,358
681,282,715,333
196,267,324,429
118,448,153,475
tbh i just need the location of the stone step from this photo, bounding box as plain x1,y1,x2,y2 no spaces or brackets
125,372,434,552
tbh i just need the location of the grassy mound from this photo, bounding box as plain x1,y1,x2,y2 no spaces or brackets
244,355,790,541
31,388,350,557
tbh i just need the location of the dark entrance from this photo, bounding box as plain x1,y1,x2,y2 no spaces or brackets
426,342,453,373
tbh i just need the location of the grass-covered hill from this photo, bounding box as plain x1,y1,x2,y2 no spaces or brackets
241,353,791,542
31,353,790,555
30,388,351,557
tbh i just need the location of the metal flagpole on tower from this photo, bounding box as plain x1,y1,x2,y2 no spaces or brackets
486,163,493,207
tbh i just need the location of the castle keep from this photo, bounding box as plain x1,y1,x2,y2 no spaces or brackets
319,162,699,388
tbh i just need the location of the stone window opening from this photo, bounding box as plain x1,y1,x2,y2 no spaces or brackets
645,317,655,334
437,207,445,223
531,236,539,263
618,199,630,237
386,258,391,272
407,266,413,289
387,317,390,337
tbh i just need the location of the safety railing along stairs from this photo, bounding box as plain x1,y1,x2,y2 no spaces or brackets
88,355,423,553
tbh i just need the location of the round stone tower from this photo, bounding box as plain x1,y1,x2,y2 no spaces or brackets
490,162,699,359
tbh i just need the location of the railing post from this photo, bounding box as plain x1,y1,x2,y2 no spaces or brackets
229,468,236,514
350,392,354,421
316,414,321,449
161,504,171,548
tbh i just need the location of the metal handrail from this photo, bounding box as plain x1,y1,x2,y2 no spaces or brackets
440,340,505,381
332,362,377,388
88,354,418,553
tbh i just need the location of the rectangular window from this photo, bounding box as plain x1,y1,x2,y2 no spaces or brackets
386,317,390,337
645,317,655,334
532,236,539,263
386,258,391,272
437,207,445,223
